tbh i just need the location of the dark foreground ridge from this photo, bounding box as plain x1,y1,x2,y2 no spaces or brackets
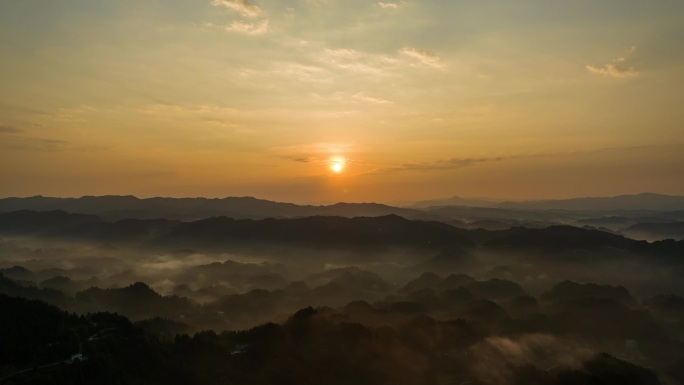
0,290,675,385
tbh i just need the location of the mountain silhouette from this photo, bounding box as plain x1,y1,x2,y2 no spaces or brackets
0,210,99,234
483,225,636,251
0,195,436,221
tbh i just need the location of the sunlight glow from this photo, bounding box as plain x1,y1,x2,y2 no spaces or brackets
330,157,345,173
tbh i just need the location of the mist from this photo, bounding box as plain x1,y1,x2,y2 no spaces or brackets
2,197,684,384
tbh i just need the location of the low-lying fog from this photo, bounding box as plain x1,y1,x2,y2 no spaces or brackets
2,234,682,327
3,229,684,385
0,236,669,295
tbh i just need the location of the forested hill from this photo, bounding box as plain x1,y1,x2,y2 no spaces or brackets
0,293,670,385
1,210,683,257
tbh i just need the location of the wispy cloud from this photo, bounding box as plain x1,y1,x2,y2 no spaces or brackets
368,144,668,175
378,2,400,9
352,92,392,105
0,129,109,152
319,48,398,75
369,156,510,175
0,125,22,134
272,63,328,82
289,156,359,170
586,63,638,78
271,142,359,166
136,103,240,116
1,136,70,152
587,46,639,78
314,46,451,77
210,0,262,18
399,48,445,69
207,0,268,35
223,19,269,35
281,142,356,156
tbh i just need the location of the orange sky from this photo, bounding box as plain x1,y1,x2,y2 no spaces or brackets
1,0,683,203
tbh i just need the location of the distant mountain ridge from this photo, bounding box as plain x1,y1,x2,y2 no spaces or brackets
0,195,436,221
410,196,498,208
1,210,682,257
3,193,684,222
494,193,684,211
412,193,684,211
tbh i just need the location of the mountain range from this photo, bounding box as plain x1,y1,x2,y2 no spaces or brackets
2,193,684,241
0,195,435,221
1,210,682,257
3,193,684,221
412,192,684,211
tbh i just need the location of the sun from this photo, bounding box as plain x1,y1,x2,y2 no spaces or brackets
330,157,345,173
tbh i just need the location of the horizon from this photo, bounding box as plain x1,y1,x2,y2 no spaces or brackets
2,1,683,202
1,191,682,207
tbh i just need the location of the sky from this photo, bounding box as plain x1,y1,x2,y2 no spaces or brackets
1,0,683,203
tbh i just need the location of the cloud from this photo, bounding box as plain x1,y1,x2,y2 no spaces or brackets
2,137,71,152
325,48,362,59
367,144,667,176
272,63,328,82
586,64,639,78
210,0,262,18
378,2,400,9
0,103,49,115
0,125,22,134
136,103,240,116
319,48,398,75
369,155,510,175
288,156,359,171
315,46,452,77
0,123,77,152
352,92,392,105
399,48,445,69
275,142,357,155
271,142,359,167
223,19,269,35
587,46,639,78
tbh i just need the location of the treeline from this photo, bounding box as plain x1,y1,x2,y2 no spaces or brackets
1,294,679,385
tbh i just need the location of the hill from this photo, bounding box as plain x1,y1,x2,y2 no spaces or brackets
494,193,684,211
0,211,475,252
0,195,436,221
